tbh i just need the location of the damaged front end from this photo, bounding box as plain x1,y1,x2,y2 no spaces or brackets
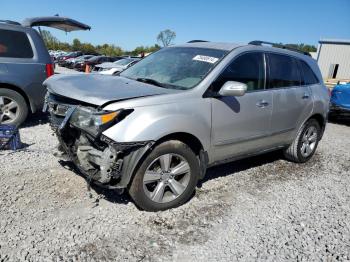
46,93,153,189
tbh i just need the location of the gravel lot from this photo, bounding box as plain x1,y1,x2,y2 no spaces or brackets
0,114,349,261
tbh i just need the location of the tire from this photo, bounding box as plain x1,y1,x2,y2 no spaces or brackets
128,140,200,211
283,119,321,163
0,88,28,126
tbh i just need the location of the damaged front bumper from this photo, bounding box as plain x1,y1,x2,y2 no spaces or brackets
58,132,154,189
46,94,154,189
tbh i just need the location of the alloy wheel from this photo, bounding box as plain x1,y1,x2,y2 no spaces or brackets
0,96,19,124
300,125,318,158
143,153,191,203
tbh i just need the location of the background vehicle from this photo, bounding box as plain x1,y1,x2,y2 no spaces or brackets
57,51,83,66
45,41,329,211
329,81,350,118
66,55,95,69
79,55,121,71
96,57,141,75
0,16,90,125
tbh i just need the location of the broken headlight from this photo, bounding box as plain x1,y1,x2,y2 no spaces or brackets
69,107,129,136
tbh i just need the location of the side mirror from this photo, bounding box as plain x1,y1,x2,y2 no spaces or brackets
218,81,247,97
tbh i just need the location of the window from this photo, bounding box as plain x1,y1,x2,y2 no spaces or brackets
267,53,301,88
211,52,265,92
0,29,33,58
300,60,319,85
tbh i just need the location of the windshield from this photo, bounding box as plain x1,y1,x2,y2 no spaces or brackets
120,47,227,90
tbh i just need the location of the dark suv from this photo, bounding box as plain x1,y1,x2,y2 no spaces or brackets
0,16,90,125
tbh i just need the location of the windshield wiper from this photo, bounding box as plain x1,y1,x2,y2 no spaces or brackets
136,78,165,88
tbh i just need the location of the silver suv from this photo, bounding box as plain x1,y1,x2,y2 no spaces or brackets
45,41,329,211
0,17,90,125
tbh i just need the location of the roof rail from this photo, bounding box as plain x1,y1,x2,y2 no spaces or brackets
248,40,311,57
187,40,209,43
0,20,21,26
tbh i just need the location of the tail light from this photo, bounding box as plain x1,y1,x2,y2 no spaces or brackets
46,63,54,78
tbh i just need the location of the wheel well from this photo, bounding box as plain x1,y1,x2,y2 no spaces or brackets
309,114,325,129
156,132,204,156
0,83,32,112
308,114,326,139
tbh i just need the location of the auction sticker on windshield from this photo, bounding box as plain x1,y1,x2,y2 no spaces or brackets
193,55,219,64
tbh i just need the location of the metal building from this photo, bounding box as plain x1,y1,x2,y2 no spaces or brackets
316,39,350,80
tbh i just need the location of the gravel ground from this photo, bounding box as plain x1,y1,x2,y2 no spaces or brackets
0,115,349,261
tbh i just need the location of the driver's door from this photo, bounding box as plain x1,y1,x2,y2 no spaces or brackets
210,52,273,162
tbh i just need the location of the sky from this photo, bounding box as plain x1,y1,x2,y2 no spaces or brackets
1,0,350,50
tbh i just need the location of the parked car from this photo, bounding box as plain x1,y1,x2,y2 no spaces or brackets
96,58,141,75
0,16,90,126
50,50,68,62
66,55,95,69
77,56,120,72
329,81,350,118
44,40,329,211
57,51,83,66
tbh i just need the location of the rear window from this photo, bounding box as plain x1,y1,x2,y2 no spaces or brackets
300,60,319,85
267,53,301,88
0,29,34,58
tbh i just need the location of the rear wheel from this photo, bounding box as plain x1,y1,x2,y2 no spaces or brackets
128,140,200,211
284,119,321,163
0,88,28,126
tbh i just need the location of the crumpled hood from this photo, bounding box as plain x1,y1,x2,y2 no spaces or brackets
44,74,177,106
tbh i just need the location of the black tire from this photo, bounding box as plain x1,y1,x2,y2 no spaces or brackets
0,88,28,126
283,119,321,163
128,140,200,211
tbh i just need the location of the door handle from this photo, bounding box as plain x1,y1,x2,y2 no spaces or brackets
302,93,310,99
256,100,269,108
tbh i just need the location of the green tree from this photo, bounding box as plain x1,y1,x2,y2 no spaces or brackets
72,38,82,51
40,30,161,56
157,29,176,47
40,29,60,50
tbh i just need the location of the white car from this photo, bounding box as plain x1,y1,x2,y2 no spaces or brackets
96,58,140,75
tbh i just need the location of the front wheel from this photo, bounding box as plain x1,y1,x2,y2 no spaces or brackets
128,140,200,211
284,119,321,163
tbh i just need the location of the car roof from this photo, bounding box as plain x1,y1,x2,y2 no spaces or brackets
173,41,313,59
174,41,243,51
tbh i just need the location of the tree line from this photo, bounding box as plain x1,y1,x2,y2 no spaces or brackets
41,29,162,56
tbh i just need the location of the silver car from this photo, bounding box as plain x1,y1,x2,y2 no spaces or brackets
44,41,329,211
96,58,141,75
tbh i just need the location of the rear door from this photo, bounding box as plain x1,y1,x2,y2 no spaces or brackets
21,16,91,32
267,53,313,145
210,52,273,162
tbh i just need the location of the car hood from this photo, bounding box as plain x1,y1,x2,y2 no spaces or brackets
44,74,178,106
